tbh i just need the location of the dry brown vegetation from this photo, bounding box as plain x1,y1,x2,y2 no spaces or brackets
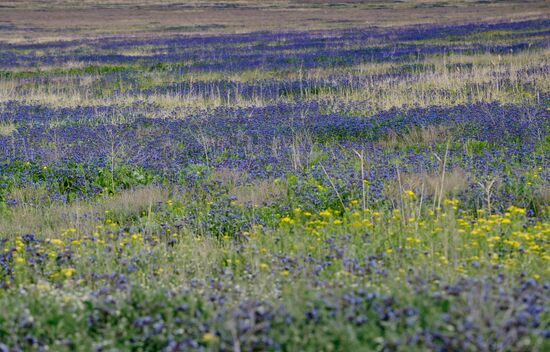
1,1,549,43
1,47,548,115
385,167,470,206
232,178,289,207
378,125,452,149
210,168,289,207
1,185,170,239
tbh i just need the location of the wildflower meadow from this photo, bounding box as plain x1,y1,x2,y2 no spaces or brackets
0,1,549,351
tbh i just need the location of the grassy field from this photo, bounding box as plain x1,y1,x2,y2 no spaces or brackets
0,1,549,351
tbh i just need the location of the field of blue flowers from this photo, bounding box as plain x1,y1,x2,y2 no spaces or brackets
0,12,549,351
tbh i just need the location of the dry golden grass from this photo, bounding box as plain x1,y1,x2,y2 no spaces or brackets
1,1,549,44
1,46,547,116
0,185,170,239
385,167,470,205
379,125,452,150
0,122,17,136
232,178,289,207
210,168,248,187
538,185,550,206
209,168,289,207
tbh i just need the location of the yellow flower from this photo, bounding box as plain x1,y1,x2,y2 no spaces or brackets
36,282,51,291
333,219,342,225
259,263,269,270
280,216,294,224
202,332,218,343
528,244,541,252
404,190,415,197
443,198,459,206
61,267,76,278
362,219,373,227
503,239,520,248
50,239,64,247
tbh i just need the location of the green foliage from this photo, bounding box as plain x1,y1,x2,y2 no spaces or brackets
464,139,489,156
